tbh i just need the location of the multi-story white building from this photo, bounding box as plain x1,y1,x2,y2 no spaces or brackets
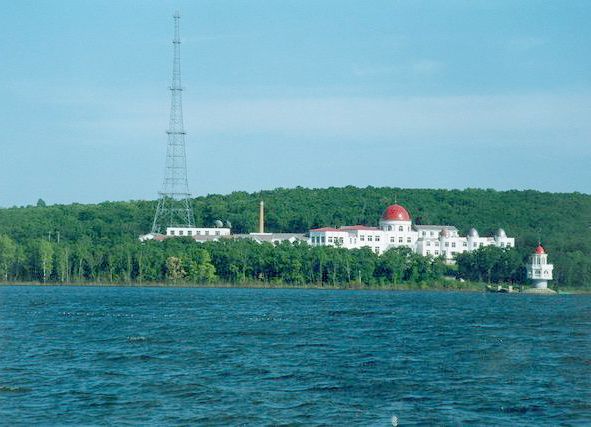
309,204,515,262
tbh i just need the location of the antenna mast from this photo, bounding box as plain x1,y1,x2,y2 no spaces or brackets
151,11,195,233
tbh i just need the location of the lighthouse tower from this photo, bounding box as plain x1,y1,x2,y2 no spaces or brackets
526,244,554,289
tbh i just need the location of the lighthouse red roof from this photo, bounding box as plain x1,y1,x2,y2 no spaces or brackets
382,204,411,221
535,245,546,254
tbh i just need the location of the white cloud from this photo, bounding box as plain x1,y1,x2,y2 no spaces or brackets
9,80,590,149
185,93,591,143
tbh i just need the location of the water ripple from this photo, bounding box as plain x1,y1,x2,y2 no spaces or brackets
0,286,589,425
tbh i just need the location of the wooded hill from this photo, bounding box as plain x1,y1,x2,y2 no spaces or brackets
0,186,589,288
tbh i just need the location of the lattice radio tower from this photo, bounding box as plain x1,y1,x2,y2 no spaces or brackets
151,12,195,234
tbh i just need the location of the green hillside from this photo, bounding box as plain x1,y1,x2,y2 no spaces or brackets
0,186,589,288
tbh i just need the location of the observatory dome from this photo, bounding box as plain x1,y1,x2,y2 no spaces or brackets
382,204,411,221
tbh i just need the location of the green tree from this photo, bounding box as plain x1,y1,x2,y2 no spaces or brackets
0,235,17,281
166,256,185,283
185,249,216,283
37,240,54,282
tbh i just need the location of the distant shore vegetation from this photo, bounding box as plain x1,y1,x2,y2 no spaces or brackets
0,186,589,289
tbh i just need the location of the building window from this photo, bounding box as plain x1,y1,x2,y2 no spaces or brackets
375,236,380,242
398,226,403,232
398,237,403,243
388,226,392,231
360,235,365,241
426,250,430,255
188,230,193,236
435,250,439,255
321,237,325,243
328,237,333,243
445,242,449,247
463,242,467,247
407,237,411,243
452,242,456,248
170,230,175,235
430,231,434,237
374,247,379,253
215,231,220,236
205,230,209,236
422,231,426,236
368,235,373,241
179,230,184,236
435,241,439,246
479,243,483,247
390,237,395,243
426,241,431,246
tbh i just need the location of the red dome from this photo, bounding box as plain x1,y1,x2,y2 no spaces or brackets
535,245,546,254
382,204,411,221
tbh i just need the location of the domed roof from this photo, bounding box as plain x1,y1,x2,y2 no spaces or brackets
468,228,479,238
535,245,546,254
496,228,507,238
382,204,411,221
439,228,451,238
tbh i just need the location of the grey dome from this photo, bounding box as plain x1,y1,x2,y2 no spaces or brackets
468,228,479,238
496,228,507,238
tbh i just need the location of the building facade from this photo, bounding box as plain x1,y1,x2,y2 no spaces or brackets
309,204,515,262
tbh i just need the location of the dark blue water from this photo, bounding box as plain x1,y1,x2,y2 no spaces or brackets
0,286,589,425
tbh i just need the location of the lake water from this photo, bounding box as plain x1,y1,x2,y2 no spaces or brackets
0,286,589,425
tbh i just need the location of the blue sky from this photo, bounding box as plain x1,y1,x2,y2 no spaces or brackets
0,1,590,206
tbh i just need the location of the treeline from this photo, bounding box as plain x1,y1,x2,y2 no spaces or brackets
0,232,546,288
0,186,589,287
0,236,457,286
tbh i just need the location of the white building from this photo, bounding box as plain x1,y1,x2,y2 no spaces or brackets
309,204,515,262
139,227,231,242
526,244,554,289
139,201,305,245
165,227,231,238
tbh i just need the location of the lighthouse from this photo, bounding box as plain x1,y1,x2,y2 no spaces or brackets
526,244,554,291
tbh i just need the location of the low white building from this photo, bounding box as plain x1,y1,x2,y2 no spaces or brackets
309,204,515,262
165,227,231,238
139,227,231,242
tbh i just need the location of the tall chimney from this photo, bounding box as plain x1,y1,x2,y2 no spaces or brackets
259,200,265,234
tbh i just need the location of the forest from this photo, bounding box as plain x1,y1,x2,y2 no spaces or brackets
0,186,589,289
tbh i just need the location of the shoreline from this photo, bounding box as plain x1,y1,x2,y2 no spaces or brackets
0,281,482,292
1,281,589,294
